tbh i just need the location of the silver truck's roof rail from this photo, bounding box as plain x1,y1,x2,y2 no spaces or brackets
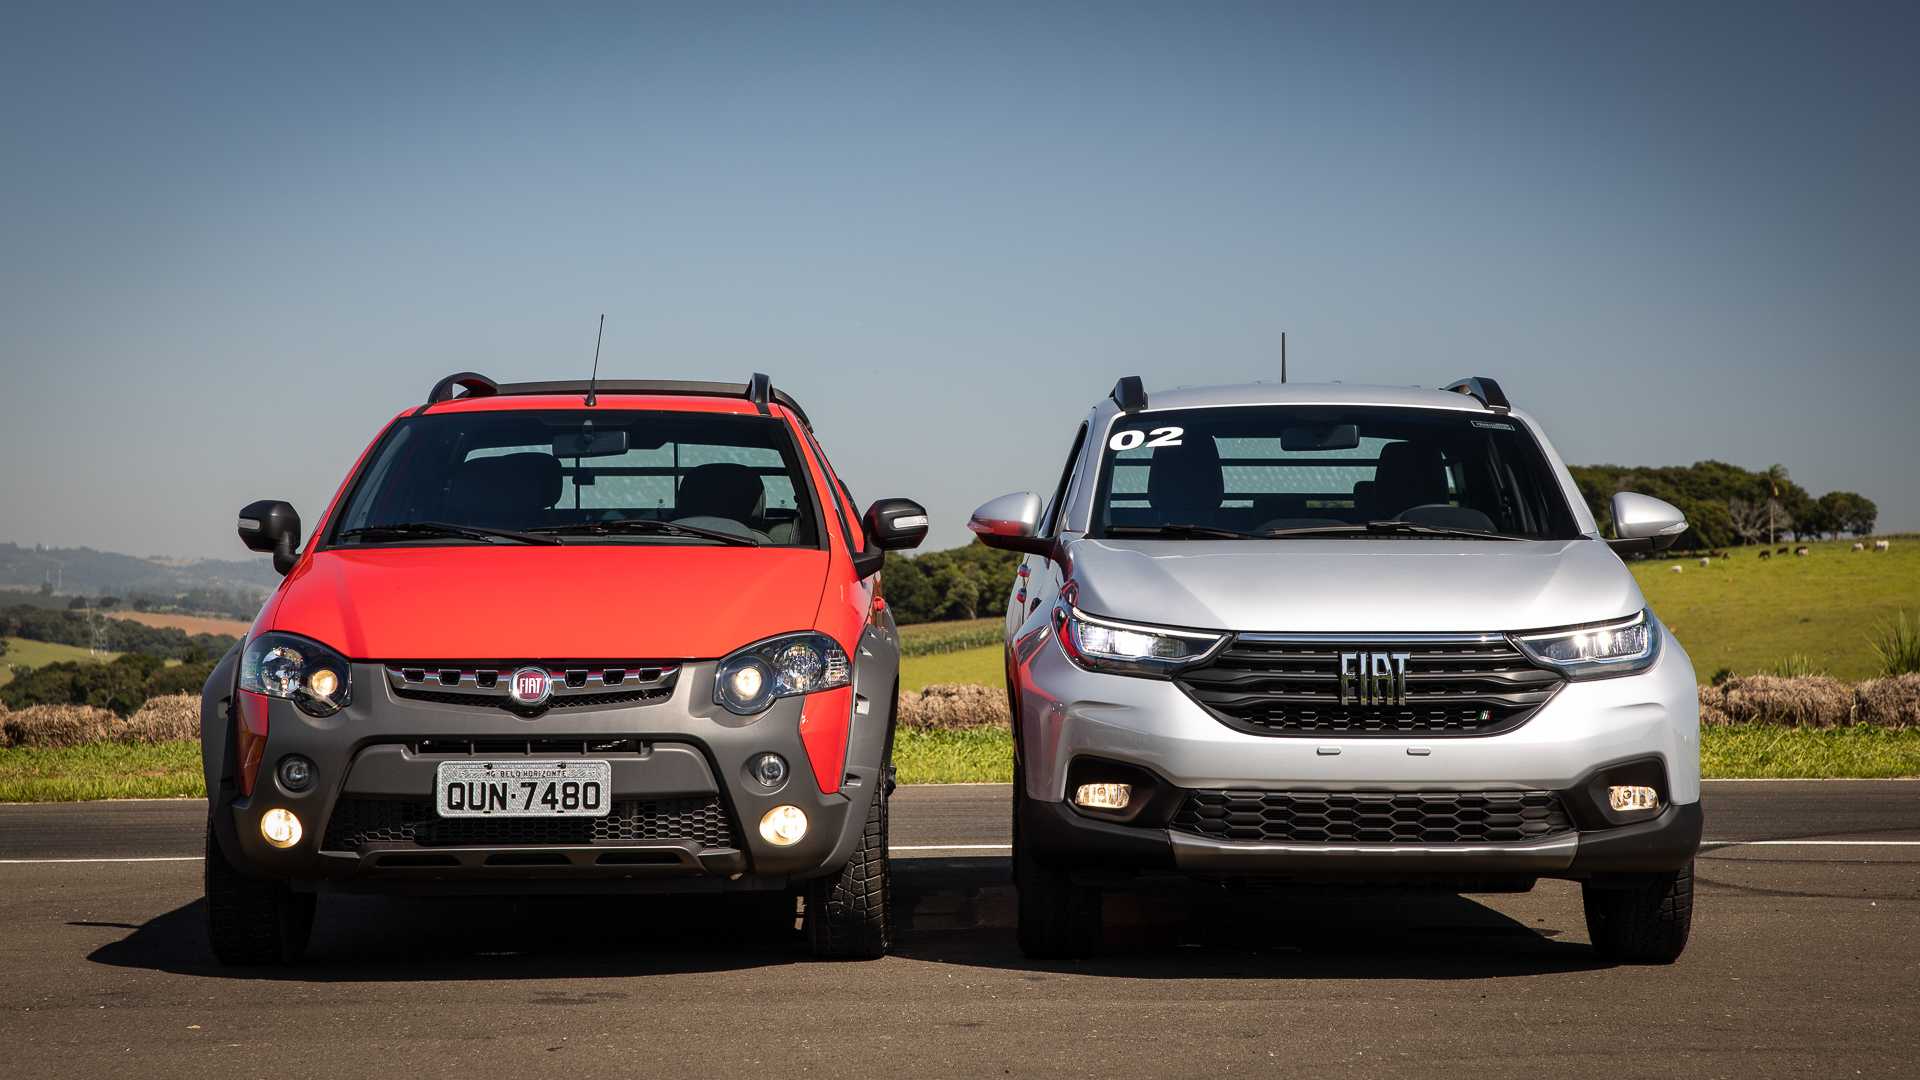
1442,376,1511,414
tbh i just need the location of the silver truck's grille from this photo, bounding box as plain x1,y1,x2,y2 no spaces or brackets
1175,634,1563,738
1172,789,1574,844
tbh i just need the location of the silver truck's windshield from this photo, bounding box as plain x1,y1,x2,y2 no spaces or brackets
1088,406,1581,541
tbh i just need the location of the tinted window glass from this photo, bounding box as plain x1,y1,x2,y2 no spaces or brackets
331,410,819,547
1091,406,1578,540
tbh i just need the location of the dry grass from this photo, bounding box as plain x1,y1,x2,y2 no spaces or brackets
108,611,252,636
1713,674,1857,727
0,693,199,748
0,703,117,749
897,683,1007,730
119,694,200,743
1855,674,1920,729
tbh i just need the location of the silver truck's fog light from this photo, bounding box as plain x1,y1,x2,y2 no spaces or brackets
260,808,303,848
1608,785,1659,812
759,805,808,846
748,752,788,788
1074,783,1132,811
277,755,315,793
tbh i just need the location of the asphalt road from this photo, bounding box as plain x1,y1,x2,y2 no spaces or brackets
3,781,1917,1079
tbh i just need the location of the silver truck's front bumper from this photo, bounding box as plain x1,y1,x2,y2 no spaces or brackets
1013,621,1702,806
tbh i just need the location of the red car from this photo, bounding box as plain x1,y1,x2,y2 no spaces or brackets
202,372,927,961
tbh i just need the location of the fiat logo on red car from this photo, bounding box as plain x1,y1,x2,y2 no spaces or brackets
508,666,553,707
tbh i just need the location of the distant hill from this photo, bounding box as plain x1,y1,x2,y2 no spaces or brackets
0,542,279,600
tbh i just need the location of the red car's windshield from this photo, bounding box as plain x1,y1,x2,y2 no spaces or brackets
327,409,823,548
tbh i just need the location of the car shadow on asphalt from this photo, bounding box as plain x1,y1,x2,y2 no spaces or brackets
85,856,1609,980
890,857,1615,980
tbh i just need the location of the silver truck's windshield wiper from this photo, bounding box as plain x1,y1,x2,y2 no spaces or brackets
1260,520,1523,541
336,521,561,545
1105,523,1259,540
528,519,761,547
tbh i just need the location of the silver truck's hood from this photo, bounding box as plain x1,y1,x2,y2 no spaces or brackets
1064,536,1644,635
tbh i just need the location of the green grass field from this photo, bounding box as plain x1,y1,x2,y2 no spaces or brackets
0,637,118,688
1631,538,1920,682
900,645,1003,692
0,740,201,802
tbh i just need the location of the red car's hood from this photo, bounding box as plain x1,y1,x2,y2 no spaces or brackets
268,546,832,660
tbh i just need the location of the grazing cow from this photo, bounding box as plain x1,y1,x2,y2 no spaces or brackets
1853,542,1865,552
1758,550,1772,560
1795,546,1810,557
1776,547,1789,555
1876,539,1892,552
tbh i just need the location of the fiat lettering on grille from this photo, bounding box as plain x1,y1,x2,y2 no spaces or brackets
1338,651,1411,706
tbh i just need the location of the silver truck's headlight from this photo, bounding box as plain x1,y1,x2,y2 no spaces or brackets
714,632,850,715
1054,605,1225,678
1512,609,1660,680
238,632,352,716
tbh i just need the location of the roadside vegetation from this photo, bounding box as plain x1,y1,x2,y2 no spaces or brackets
0,741,201,802
1627,539,1919,681
0,637,114,688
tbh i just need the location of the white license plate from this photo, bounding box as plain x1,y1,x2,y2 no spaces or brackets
434,760,612,818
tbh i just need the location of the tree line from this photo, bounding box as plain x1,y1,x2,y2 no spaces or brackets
1,654,216,716
1568,461,1877,551
0,604,240,662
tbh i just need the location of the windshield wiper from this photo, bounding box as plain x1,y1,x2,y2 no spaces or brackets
336,521,561,545
1260,520,1523,542
528,519,761,547
1105,523,1259,540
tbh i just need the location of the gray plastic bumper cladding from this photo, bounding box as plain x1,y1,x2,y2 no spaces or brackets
1025,755,1703,883
201,625,899,893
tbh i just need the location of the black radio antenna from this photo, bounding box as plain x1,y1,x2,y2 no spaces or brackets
585,313,605,407
1281,330,1287,384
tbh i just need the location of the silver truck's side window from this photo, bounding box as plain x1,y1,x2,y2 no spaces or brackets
1038,423,1089,538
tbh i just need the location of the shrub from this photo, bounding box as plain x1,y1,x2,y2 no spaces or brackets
1855,675,1920,730
1696,686,1734,727
0,654,210,717
1,704,118,749
120,694,201,743
1869,613,1920,677
1714,675,1855,728
897,683,1008,731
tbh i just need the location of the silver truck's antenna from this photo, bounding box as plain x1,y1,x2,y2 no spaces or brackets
1281,330,1288,383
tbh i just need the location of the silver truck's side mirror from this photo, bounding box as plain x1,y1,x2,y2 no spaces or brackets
968,492,1049,556
1609,492,1689,553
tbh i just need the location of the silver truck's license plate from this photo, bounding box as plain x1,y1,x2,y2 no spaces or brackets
434,760,612,818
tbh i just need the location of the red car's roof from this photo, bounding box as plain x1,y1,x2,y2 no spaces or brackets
418,392,775,417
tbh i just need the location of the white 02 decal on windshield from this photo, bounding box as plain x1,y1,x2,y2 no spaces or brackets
1108,426,1184,452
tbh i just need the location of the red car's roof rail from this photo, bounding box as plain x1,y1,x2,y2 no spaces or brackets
421,372,811,428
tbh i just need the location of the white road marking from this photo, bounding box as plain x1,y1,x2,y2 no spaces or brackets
0,856,202,864
3,839,1919,866
1705,839,1920,847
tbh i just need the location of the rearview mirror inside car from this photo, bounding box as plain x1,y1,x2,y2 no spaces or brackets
552,429,631,458
1281,424,1360,452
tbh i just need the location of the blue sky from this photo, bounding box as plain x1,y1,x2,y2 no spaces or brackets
1,2,1915,558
